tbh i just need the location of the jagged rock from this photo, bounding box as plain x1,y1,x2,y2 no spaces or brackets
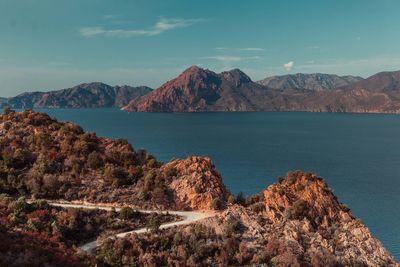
162,156,230,210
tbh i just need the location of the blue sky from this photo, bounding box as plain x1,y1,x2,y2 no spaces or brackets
0,0,400,96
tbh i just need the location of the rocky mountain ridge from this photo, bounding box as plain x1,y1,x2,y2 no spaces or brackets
1,82,152,109
257,73,363,91
4,67,400,113
123,66,400,113
123,65,272,112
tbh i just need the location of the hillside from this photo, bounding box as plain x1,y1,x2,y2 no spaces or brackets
0,108,228,210
257,73,363,91
97,171,398,266
0,109,397,266
305,70,400,113
1,82,152,109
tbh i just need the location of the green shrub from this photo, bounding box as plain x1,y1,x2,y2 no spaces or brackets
227,195,235,204
87,151,103,169
284,199,309,220
235,192,246,205
119,206,138,220
210,197,224,210
3,107,13,115
146,216,161,234
223,216,242,237
0,193,13,206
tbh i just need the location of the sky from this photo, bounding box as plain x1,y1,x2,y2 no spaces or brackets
0,0,400,97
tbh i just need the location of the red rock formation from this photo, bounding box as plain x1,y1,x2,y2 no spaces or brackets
162,156,230,210
261,171,397,266
199,171,398,266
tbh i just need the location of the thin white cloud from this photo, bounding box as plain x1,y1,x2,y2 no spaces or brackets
80,18,202,38
48,62,70,66
239,47,264,51
207,56,243,63
103,14,118,20
215,47,265,52
308,46,320,49
206,55,261,64
283,61,294,71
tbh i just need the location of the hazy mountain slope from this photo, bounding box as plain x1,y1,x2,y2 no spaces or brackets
0,98,7,106
257,73,363,91
2,82,152,109
313,70,400,113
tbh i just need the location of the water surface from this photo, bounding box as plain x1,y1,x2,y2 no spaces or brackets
36,109,400,259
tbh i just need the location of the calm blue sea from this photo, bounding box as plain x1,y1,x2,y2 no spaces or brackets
35,109,400,259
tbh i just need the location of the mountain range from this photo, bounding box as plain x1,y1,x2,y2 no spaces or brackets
124,66,400,113
1,82,152,109
3,67,400,113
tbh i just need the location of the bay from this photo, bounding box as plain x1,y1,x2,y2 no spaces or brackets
35,108,400,259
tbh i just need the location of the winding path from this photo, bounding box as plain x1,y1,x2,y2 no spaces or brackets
44,201,215,253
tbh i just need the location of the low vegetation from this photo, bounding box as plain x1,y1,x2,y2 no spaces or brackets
0,109,180,208
96,223,268,267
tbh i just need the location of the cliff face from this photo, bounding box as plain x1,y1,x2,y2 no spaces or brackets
3,82,152,109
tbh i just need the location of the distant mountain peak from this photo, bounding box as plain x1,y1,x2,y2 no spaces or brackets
184,64,203,72
220,68,252,85
258,73,363,91
75,82,111,88
179,65,212,77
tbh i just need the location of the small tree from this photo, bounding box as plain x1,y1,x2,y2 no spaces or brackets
3,106,12,115
42,174,60,197
87,151,103,169
120,206,136,220
210,197,224,210
146,216,161,234
227,195,235,204
284,199,309,220
223,216,242,237
235,192,246,205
